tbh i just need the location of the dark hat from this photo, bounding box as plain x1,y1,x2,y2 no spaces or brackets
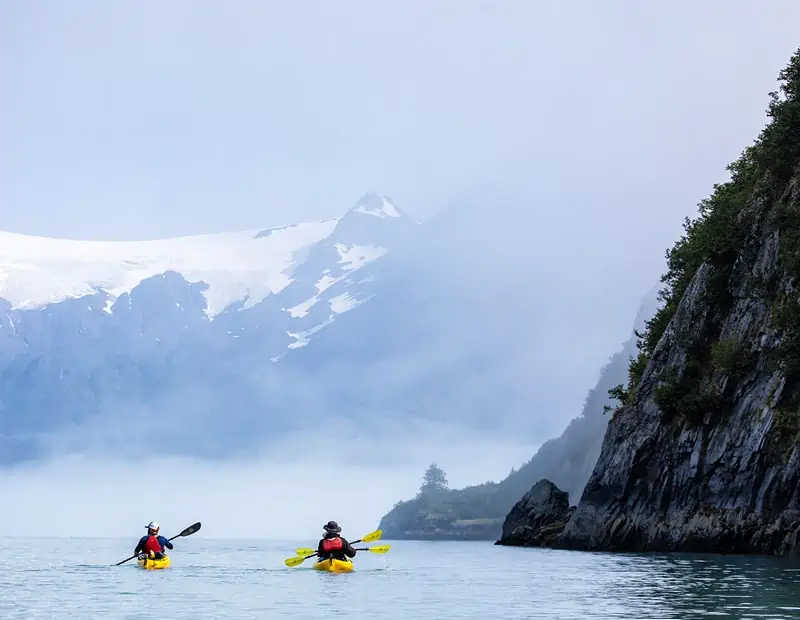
323,520,341,533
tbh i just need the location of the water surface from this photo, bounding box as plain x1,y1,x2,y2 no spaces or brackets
1,538,798,619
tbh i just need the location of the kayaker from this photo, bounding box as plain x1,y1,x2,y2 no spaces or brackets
134,521,174,559
317,521,357,561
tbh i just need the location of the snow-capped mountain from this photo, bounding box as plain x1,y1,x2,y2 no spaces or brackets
0,190,581,466
0,193,424,461
0,193,411,343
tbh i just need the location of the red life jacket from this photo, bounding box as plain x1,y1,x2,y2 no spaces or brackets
143,535,163,554
321,536,343,553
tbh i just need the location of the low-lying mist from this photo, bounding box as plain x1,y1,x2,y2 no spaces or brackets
0,430,538,540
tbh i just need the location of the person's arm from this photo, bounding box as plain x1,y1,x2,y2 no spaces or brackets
160,536,174,550
342,538,357,558
134,536,146,554
317,540,324,556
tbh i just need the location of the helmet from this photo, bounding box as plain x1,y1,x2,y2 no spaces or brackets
146,521,160,532
323,520,341,533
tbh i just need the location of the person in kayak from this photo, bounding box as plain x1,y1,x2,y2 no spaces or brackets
134,521,174,559
317,521,357,561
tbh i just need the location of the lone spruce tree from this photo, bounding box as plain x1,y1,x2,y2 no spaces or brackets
419,462,449,496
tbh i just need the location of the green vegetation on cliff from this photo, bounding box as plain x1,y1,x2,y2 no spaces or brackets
556,48,800,555
610,47,800,418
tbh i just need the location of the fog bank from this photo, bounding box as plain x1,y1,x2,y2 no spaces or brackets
0,434,538,539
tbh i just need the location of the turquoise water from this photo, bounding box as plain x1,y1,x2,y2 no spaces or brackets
1,538,799,619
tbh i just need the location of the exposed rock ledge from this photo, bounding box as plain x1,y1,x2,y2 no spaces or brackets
495,479,575,547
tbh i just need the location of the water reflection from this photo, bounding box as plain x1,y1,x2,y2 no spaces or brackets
560,550,800,619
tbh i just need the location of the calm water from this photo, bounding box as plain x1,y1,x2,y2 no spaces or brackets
1,538,799,619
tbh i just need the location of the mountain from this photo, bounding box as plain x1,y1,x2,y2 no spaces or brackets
505,47,800,555
1,188,601,466
0,192,422,463
376,288,660,540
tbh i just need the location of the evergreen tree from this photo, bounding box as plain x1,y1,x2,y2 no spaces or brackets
419,462,448,495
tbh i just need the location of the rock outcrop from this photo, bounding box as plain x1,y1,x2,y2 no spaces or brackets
553,49,800,556
495,479,576,546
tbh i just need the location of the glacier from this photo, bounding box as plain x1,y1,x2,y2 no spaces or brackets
0,191,589,466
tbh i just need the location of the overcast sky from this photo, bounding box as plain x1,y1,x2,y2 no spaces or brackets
1,2,799,533
3,0,799,241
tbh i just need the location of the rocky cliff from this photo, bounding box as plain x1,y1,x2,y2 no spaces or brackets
554,49,800,555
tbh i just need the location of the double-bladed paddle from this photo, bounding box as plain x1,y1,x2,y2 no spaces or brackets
114,521,202,566
294,528,384,556
285,529,388,567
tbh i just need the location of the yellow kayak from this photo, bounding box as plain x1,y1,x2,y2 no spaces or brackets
137,554,171,570
312,558,354,573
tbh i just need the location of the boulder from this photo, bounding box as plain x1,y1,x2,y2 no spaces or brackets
494,479,575,546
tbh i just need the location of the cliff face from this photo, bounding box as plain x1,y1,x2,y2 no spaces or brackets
557,50,800,555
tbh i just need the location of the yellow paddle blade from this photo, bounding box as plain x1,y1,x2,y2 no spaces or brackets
360,529,383,543
296,548,315,556
366,545,391,554
284,555,307,567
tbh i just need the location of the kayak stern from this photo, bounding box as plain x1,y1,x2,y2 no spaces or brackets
137,554,171,570
312,558,354,573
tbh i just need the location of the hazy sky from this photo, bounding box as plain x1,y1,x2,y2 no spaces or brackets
2,1,800,537
3,0,799,240
0,432,540,538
